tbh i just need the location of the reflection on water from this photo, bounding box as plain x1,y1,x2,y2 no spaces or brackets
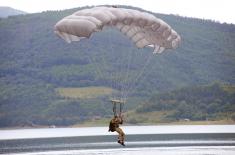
1,125,235,155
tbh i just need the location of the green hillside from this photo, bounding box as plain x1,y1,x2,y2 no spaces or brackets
133,83,235,123
0,6,234,127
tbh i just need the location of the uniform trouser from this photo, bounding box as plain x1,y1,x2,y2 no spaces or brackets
115,127,125,142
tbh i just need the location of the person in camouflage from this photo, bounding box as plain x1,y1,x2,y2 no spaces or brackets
109,115,125,146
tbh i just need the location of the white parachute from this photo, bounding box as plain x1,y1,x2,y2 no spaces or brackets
54,7,181,114
54,6,181,54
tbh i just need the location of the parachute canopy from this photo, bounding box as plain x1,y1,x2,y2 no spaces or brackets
54,6,181,53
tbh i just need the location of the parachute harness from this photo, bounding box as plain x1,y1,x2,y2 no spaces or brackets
111,99,124,116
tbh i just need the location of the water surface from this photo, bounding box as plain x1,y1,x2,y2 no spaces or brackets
1,125,235,155
1,125,235,140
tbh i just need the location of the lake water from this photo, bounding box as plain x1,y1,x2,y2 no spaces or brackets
1,125,235,155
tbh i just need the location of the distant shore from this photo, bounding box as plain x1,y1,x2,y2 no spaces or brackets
73,118,235,127
1,119,234,130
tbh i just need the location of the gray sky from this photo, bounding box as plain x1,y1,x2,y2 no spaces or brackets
0,0,234,24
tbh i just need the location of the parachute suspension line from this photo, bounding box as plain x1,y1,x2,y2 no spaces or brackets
118,43,132,102
126,52,153,98
121,49,142,101
106,28,118,99
107,28,129,102
120,47,135,102
113,41,126,101
92,46,110,86
84,36,112,90
96,50,109,86
124,51,154,100
107,29,130,116
83,40,105,84
128,54,156,97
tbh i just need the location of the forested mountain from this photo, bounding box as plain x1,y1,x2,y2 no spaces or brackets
0,7,26,18
0,6,234,127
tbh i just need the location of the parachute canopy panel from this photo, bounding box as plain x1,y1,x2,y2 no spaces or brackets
54,6,181,53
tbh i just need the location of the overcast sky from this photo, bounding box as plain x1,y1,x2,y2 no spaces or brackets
0,0,234,24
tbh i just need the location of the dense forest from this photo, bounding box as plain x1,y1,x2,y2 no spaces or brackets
135,83,235,122
0,6,235,127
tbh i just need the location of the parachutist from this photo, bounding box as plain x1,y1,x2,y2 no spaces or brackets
109,115,125,146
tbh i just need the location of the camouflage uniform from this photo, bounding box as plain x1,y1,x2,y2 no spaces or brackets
109,116,125,145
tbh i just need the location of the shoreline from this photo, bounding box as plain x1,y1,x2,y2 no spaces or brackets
1,120,235,130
